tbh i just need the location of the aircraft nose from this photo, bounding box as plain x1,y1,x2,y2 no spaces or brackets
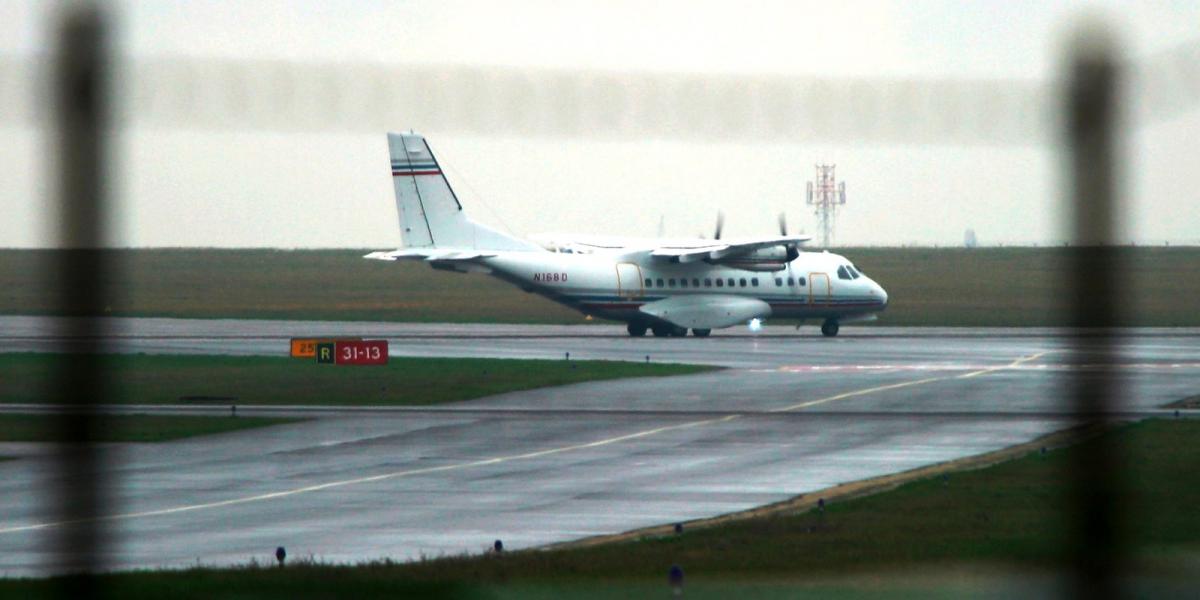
873,281,888,307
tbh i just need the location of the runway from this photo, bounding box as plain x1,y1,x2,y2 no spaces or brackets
1,317,1198,575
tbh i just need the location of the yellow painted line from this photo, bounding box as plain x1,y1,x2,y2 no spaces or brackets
1,351,1052,535
771,350,1054,412
769,375,952,412
956,350,1054,379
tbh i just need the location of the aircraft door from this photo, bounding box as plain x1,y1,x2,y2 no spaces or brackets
809,272,831,305
616,263,643,299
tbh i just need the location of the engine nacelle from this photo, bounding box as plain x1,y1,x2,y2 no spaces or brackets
709,245,799,272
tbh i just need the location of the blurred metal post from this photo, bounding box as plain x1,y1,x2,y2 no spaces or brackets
50,4,111,589
1064,26,1123,599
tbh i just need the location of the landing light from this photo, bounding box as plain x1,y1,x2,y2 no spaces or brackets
748,318,763,332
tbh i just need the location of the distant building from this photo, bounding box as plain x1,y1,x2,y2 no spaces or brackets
964,228,978,248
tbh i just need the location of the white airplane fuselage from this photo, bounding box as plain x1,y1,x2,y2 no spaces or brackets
474,250,887,325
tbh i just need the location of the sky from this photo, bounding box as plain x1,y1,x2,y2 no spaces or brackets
1,0,1198,248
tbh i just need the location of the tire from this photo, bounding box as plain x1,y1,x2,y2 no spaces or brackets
821,319,840,337
627,322,648,337
692,328,711,337
651,325,671,337
670,326,688,337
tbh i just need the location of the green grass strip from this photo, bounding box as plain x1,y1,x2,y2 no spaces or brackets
0,353,715,406
2,247,1198,325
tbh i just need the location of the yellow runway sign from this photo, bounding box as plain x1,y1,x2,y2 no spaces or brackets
290,338,360,358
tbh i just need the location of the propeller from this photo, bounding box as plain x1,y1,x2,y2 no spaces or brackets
714,211,725,240
778,212,788,236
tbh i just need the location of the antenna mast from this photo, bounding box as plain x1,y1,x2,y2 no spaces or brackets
806,164,846,247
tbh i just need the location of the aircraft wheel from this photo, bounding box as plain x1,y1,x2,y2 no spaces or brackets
651,325,671,337
668,326,688,337
627,322,648,337
692,328,711,337
821,319,840,337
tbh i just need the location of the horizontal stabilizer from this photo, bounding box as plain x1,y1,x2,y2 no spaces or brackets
364,249,497,261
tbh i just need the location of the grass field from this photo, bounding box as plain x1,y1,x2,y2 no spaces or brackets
0,354,713,406
2,419,1195,598
0,413,300,443
1,247,1197,326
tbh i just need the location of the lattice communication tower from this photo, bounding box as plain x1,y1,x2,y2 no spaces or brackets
806,164,846,247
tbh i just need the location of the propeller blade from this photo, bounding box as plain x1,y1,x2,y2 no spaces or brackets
778,212,788,236
714,211,724,240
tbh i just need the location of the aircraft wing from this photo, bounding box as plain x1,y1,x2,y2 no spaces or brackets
647,235,812,263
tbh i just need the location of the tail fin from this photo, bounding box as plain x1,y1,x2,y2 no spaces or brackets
388,132,537,252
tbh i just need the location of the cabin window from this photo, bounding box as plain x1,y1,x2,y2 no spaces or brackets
644,278,652,287
692,278,700,287
775,277,783,286
704,278,713,287
727,278,736,287
799,277,807,286
715,278,724,287
837,266,851,280
668,278,676,287
656,278,664,287
751,278,759,287
739,278,747,287
680,278,688,288
786,277,794,286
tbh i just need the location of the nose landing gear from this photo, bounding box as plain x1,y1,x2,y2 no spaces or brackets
821,319,840,337
627,322,648,337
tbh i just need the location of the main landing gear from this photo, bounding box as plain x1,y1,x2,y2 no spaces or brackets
821,318,840,337
628,322,704,337
651,324,688,337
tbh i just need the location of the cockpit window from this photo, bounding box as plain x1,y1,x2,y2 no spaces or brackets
836,266,851,280
847,265,861,279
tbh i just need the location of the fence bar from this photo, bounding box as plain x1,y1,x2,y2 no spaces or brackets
1065,27,1123,599
50,4,111,592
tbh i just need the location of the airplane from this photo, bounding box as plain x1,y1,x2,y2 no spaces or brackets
366,132,888,337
